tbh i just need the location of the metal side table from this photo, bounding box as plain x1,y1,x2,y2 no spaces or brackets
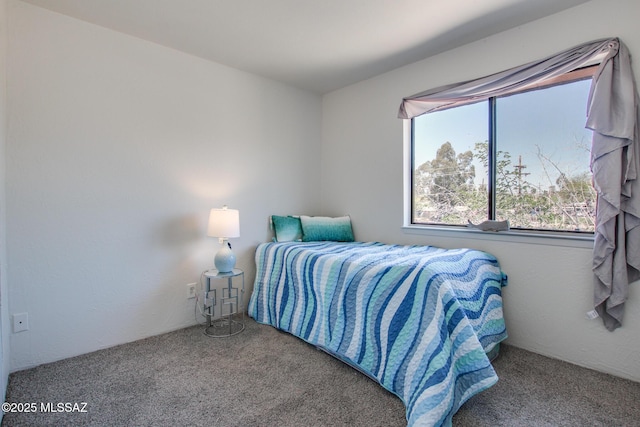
203,268,245,337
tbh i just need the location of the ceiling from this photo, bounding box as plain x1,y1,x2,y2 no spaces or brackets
21,0,591,94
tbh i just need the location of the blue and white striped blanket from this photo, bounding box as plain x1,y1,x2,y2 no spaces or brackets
248,241,507,426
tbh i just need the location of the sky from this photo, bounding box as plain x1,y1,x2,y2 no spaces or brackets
413,78,593,192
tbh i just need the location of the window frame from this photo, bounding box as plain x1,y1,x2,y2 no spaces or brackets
406,65,598,239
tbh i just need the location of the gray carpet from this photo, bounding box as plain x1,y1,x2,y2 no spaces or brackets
2,317,639,426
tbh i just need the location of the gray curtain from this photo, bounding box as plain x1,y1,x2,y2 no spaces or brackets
398,38,640,331
587,41,640,331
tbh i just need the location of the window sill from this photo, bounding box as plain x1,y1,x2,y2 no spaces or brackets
401,224,594,249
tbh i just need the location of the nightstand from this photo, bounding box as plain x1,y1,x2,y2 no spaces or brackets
203,268,245,337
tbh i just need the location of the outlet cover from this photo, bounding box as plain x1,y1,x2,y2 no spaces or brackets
12,313,29,333
187,283,197,299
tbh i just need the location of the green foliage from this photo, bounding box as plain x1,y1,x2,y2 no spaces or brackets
413,141,596,232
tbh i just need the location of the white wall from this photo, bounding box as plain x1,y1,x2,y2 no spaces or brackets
322,0,640,381
0,0,9,413
6,0,321,371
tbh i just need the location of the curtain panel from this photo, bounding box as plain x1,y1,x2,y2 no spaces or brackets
398,38,640,331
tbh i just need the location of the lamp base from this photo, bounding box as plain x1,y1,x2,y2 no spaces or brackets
214,244,236,273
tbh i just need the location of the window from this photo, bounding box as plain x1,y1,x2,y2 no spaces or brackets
411,67,596,233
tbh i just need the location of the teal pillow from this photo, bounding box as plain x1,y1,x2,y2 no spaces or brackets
271,215,303,242
300,215,355,242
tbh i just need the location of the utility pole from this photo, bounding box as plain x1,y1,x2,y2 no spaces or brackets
514,155,530,196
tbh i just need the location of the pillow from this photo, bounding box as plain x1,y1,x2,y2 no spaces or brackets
271,215,303,242
300,215,354,242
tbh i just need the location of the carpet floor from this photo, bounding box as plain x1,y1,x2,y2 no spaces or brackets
2,317,639,426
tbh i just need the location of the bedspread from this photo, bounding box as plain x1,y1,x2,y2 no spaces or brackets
248,241,507,426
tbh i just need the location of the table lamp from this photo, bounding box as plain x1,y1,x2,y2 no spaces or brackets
207,206,240,273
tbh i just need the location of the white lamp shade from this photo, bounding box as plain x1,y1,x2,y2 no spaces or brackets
207,207,240,238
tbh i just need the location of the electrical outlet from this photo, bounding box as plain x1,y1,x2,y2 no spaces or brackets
186,283,197,299
12,313,29,333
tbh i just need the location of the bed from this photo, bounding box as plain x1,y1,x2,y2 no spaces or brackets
248,241,507,427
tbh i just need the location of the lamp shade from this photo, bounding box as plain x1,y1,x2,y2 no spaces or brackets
207,207,240,239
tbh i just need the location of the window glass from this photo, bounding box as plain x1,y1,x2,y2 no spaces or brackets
411,75,594,233
495,80,594,232
413,102,487,225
